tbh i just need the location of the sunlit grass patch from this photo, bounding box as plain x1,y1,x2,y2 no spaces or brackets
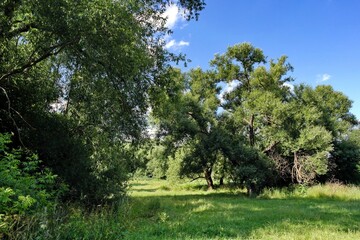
249,221,360,240
306,183,360,200
259,183,360,201
126,179,360,240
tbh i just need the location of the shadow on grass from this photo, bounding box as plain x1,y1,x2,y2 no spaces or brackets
126,191,360,240
129,188,158,193
128,182,148,187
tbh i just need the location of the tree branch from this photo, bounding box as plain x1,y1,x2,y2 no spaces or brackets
0,39,77,82
6,23,38,39
0,87,25,146
263,141,279,153
190,175,205,182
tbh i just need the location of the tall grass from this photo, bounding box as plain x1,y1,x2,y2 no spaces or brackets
306,183,360,200
3,201,130,240
260,182,360,201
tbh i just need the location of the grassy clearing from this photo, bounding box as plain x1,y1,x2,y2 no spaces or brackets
125,179,360,240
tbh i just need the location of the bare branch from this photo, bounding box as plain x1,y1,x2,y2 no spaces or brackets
10,107,35,130
190,175,204,182
0,87,25,147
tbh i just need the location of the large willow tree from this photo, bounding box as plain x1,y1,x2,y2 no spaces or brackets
0,0,205,203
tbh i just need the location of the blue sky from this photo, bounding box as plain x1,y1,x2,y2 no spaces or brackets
163,0,360,119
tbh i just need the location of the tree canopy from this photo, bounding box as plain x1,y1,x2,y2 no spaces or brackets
147,42,359,193
0,0,206,203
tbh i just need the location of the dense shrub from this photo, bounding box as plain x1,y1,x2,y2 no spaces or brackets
228,145,276,195
0,133,66,237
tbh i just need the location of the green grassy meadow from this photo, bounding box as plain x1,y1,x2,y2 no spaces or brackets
125,180,360,240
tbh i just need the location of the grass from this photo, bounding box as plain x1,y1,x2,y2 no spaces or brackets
5,180,359,239
125,179,360,240
4,203,129,240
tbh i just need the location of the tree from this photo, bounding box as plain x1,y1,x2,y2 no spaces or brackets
150,42,358,191
210,43,293,187
210,43,356,185
210,43,293,148
0,0,206,203
283,85,356,183
152,68,223,189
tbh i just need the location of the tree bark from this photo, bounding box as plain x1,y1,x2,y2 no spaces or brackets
249,114,255,146
292,151,302,184
204,167,214,190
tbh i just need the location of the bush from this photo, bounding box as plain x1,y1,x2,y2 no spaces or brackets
24,114,132,205
229,145,276,195
0,133,66,238
327,138,360,184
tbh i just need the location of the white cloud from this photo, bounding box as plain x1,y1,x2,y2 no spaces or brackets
161,5,189,52
178,40,190,46
50,99,68,113
316,73,331,83
165,39,175,49
165,39,190,50
283,82,294,92
162,5,185,29
218,80,241,104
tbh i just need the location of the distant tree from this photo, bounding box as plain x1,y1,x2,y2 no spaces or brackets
152,68,223,189
210,43,357,185
151,42,358,191
210,43,293,186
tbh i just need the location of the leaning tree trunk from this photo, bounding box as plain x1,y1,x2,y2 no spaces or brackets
204,167,214,190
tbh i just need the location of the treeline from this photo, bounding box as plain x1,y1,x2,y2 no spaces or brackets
141,43,360,194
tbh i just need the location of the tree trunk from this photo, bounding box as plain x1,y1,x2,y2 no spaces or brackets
204,168,214,190
249,114,255,146
247,182,256,197
219,176,224,186
292,151,302,184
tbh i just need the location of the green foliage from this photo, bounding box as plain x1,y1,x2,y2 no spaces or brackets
151,68,223,188
53,206,127,240
0,133,65,237
166,147,187,182
209,43,356,185
146,145,168,179
150,43,358,191
3,202,130,240
226,144,276,195
260,183,360,201
1,0,206,206
327,128,360,184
